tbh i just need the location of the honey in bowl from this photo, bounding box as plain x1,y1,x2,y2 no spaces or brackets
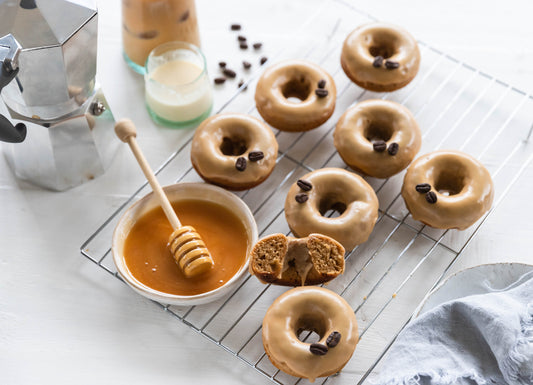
123,199,249,296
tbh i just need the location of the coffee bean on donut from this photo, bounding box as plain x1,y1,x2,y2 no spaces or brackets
425,191,437,204
326,331,342,348
310,343,329,356
415,183,431,193
297,179,313,191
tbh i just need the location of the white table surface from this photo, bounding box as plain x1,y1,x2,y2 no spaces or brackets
2,0,533,384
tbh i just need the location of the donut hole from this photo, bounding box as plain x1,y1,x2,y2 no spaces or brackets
364,122,394,143
219,136,248,156
319,198,347,218
295,315,327,344
434,169,466,196
368,35,399,59
369,45,396,59
281,77,312,103
297,330,321,344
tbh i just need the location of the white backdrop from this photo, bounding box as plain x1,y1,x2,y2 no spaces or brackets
1,0,533,384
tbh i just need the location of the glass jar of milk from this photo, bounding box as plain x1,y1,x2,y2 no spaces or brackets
144,42,213,126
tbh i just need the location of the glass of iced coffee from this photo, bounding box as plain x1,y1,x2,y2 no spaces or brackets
122,0,201,74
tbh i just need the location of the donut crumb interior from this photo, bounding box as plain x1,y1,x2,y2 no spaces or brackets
250,233,345,285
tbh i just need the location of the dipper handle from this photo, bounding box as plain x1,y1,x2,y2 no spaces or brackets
114,119,214,277
115,119,181,229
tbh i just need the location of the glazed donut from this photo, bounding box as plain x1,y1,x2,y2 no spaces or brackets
255,60,336,132
262,286,359,382
190,113,278,190
334,99,421,178
341,22,420,92
284,168,379,250
401,150,494,230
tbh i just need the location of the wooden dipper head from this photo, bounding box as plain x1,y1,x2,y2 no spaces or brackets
114,119,215,278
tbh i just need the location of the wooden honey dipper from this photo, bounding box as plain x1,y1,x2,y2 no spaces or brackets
115,119,214,277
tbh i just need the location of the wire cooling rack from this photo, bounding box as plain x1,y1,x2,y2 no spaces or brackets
81,0,533,383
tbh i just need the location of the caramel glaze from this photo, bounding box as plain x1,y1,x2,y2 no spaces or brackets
341,22,420,92
191,113,278,190
285,168,379,250
401,150,494,230
123,199,248,296
334,99,421,178
262,287,359,382
255,60,336,132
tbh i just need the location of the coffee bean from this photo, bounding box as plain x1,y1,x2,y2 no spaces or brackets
415,183,431,193
218,61,226,68
310,343,328,356
237,35,246,42
385,60,399,69
373,140,387,152
326,331,341,348
243,61,251,69
425,191,437,204
253,42,263,50
297,179,312,191
295,193,308,204
260,56,268,65
235,157,247,171
315,88,328,98
317,79,326,89
373,55,384,68
387,142,399,155
223,68,236,78
230,24,241,31
239,43,248,50
237,80,247,90
214,77,226,85
248,151,264,162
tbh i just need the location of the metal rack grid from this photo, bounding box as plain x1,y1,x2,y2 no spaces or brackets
81,1,533,384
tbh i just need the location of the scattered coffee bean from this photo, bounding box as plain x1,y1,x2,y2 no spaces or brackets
230,24,241,31
248,151,264,162
425,191,437,204
385,60,399,69
297,179,313,191
260,56,268,65
317,79,326,89
235,156,247,171
387,142,399,155
326,331,341,348
373,55,384,68
239,43,248,50
237,35,247,42
415,183,431,193
223,68,236,78
243,61,251,69
237,80,247,90
295,193,309,204
218,61,227,68
253,42,263,50
373,140,387,152
214,77,226,85
315,88,328,98
310,343,328,356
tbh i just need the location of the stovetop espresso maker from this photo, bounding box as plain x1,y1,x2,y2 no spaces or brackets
0,0,118,190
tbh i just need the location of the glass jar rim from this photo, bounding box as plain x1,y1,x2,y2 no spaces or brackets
144,41,208,90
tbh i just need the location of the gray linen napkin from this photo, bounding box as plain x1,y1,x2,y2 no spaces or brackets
375,271,533,385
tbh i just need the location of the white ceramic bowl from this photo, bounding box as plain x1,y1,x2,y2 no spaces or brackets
112,182,258,306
